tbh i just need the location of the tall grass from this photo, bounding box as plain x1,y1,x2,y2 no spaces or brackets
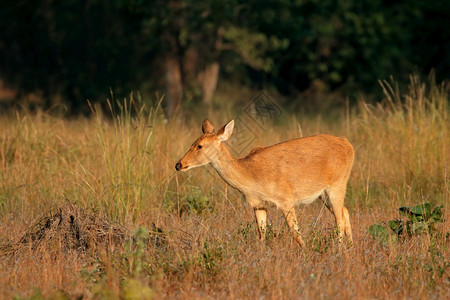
0,76,448,299
352,74,448,209
89,96,161,222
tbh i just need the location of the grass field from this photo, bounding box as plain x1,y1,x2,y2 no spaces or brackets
0,75,449,299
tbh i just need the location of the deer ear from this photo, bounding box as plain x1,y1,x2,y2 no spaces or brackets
202,119,215,134
217,119,234,142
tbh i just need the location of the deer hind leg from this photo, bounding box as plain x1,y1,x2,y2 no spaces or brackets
280,206,305,247
342,206,353,243
254,208,267,241
325,188,352,243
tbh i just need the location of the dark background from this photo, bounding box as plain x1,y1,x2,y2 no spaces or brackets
0,0,449,115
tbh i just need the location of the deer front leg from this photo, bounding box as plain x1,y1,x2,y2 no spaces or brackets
254,208,267,241
281,207,305,247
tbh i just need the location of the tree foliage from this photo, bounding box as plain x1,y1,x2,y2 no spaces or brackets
0,0,448,113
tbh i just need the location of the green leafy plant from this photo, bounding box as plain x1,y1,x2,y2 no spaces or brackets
237,222,253,239
425,241,450,288
165,187,212,216
121,278,154,300
395,203,444,236
368,224,398,246
183,192,211,215
201,242,223,275
311,226,349,252
369,203,444,244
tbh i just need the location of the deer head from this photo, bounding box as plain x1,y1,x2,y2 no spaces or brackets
175,119,234,171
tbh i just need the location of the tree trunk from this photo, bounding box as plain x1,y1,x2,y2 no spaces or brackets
199,62,220,105
182,46,199,84
164,55,183,117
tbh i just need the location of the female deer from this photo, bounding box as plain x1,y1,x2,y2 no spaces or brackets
175,119,354,246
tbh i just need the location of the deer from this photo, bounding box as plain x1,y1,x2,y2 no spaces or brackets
175,119,354,246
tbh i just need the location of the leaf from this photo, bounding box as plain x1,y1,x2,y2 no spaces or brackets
432,205,443,215
399,206,412,218
399,206,421,222
369,224,397,245
369,224,388,237
430,205,443,222
410,221,427,235
410,203,431,218
388,220,403,235
399,203,430,222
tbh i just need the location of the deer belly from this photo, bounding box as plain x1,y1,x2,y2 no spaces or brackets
295,190,324,205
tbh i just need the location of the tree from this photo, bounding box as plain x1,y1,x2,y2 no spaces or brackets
0,0,448,114
0,0,142,112
121,0,287,116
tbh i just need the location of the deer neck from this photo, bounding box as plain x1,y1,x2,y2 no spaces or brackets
210,143,246,191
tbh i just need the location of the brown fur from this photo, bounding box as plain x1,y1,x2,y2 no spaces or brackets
176,119,354,246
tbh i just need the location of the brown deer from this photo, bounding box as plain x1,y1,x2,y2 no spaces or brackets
175,119,354,246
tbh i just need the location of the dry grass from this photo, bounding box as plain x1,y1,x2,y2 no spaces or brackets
0,200,132,256
0,76,449,299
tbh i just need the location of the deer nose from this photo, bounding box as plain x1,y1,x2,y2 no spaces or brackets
175,162,182,171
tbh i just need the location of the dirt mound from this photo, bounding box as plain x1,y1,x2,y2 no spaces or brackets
1,201,132,256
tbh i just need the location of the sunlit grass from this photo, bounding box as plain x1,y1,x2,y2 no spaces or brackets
0,75,448,299
352,74,448,209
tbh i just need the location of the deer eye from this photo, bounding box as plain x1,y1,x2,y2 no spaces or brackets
197,145,203,150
